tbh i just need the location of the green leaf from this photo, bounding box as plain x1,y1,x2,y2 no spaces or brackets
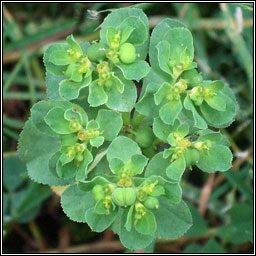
119,209,154,250
109,158,124,175
145,152,170,180
10,183,52,223
135,82,160,118
31,100,70,137
59,151,75,165
177,123,190,137
199,239,225,253
49,151,62,178
18,119,68,186
156,41,172,75
111,154,148,176
88,80,108,107
129,154,148,175
197,130,230,147
44,107,71,134
46,72,65,100
149,18,185,80
64,108,83,123
135,208,157,235
107,136,141,162
43,43,69,76
94,200,108,215
151,185,165,197
49,50,75,65
163,27,194,66
200,93,236,128
159,100,182,125
116,60,150,82
61,184,94,222
143,175,182,204
106,26,117,46
56,159,76,179
3,156,26,192
154,82,171,105
205,80,224,91
118,16,147,45
185,202,208,237
205,92,226,111
100,7,149,60
75,148,93,181
120,26,135,45
124,205,134,231
153,117,178,142
66,34,83,55
216,203,253,244
85,207,118,232
86,120,100,130
196,145,232,173
96,109,123,141
79,176,112,192
153,197,192,239
223,171,253,203
166,156,186,181
111,74,125,93
106,76,137,112
183,95,207,129
90,136,104,148
66,64,83,82
59,75,91,101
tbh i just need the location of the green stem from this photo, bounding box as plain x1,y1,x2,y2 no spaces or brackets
122,112,130,125
126,128,137,136
131,113,145,127
87,149,108,175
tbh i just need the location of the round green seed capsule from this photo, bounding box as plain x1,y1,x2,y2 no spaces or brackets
144,196,159,209
119,43,136,64
87,42,107,62
112,187,136,207
92,184,105,201
135,127,155,149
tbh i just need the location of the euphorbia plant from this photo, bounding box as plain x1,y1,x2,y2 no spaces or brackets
18,7,237,250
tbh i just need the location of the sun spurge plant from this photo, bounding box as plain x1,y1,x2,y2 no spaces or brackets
18,8,237,250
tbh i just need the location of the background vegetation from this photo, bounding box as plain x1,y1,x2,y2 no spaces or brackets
3,2,253,253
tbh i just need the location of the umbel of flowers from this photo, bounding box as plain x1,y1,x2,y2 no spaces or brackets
18,7,236,250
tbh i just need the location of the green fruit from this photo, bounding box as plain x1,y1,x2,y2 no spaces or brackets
182,69,203,87
92,185,105,201
184,148,200,167
135,127,155,148
144,196,159,209
119,43,136,64
87,42,107,62
112,187,136,207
